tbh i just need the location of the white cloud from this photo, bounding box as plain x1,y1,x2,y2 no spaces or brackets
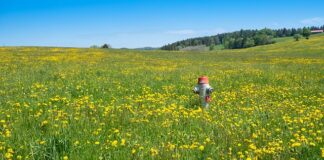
165,29,195,35
300,17,324,25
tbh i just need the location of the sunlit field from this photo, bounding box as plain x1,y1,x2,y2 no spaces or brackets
0,34,323,159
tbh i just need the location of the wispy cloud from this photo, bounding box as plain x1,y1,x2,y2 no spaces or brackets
300,17,324,25
165,29,195,35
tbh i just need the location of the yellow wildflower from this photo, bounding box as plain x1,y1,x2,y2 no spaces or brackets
111,140,118,147
114,129,119,134
121,139,126,146
132,149,136,154
39,140,46,145
74,140,80,146
291,142,301,147
249,144,257,150
150,147,159,156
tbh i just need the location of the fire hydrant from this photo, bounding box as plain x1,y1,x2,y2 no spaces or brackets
193,76,213,108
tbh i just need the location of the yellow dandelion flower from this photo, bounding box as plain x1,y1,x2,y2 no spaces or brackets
111,140,118,147
74,140,80,146
5,152,13,159
41,120,48,126
291,142,301,147
150,147,159,156
5,129,11,137
199,145,205,151
7,148,14,153
249,144,257,150
17,155,23,160
168,143,175,150
39,140,46,145
121,139,126,146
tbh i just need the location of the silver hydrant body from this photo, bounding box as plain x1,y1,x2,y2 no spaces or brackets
193,76,213,108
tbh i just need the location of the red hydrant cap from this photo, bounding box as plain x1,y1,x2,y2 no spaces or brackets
198,76,209,84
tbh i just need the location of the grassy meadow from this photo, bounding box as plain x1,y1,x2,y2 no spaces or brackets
0,34,323,159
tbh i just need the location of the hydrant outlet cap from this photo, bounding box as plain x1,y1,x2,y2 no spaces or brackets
198,76,209,84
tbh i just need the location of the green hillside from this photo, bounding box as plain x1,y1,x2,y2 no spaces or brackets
161,26,324,51
239,33,324,54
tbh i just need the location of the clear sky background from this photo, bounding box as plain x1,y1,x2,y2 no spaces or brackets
1,0,324,48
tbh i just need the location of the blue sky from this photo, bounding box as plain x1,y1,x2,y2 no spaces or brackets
1,0,324,48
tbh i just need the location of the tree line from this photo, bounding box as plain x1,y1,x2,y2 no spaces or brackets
90,43,112,49
161,25,324,50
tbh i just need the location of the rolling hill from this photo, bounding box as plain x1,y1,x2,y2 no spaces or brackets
161,26,324,51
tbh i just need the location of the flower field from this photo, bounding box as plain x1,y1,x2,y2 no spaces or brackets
0,35,323,159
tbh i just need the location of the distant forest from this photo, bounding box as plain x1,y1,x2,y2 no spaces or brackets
161,26,324,50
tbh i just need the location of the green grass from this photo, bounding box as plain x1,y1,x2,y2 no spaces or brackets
180,45,209,51
0,34,323,160
274,36,294,43
210,44,224,51
274,33,324,43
